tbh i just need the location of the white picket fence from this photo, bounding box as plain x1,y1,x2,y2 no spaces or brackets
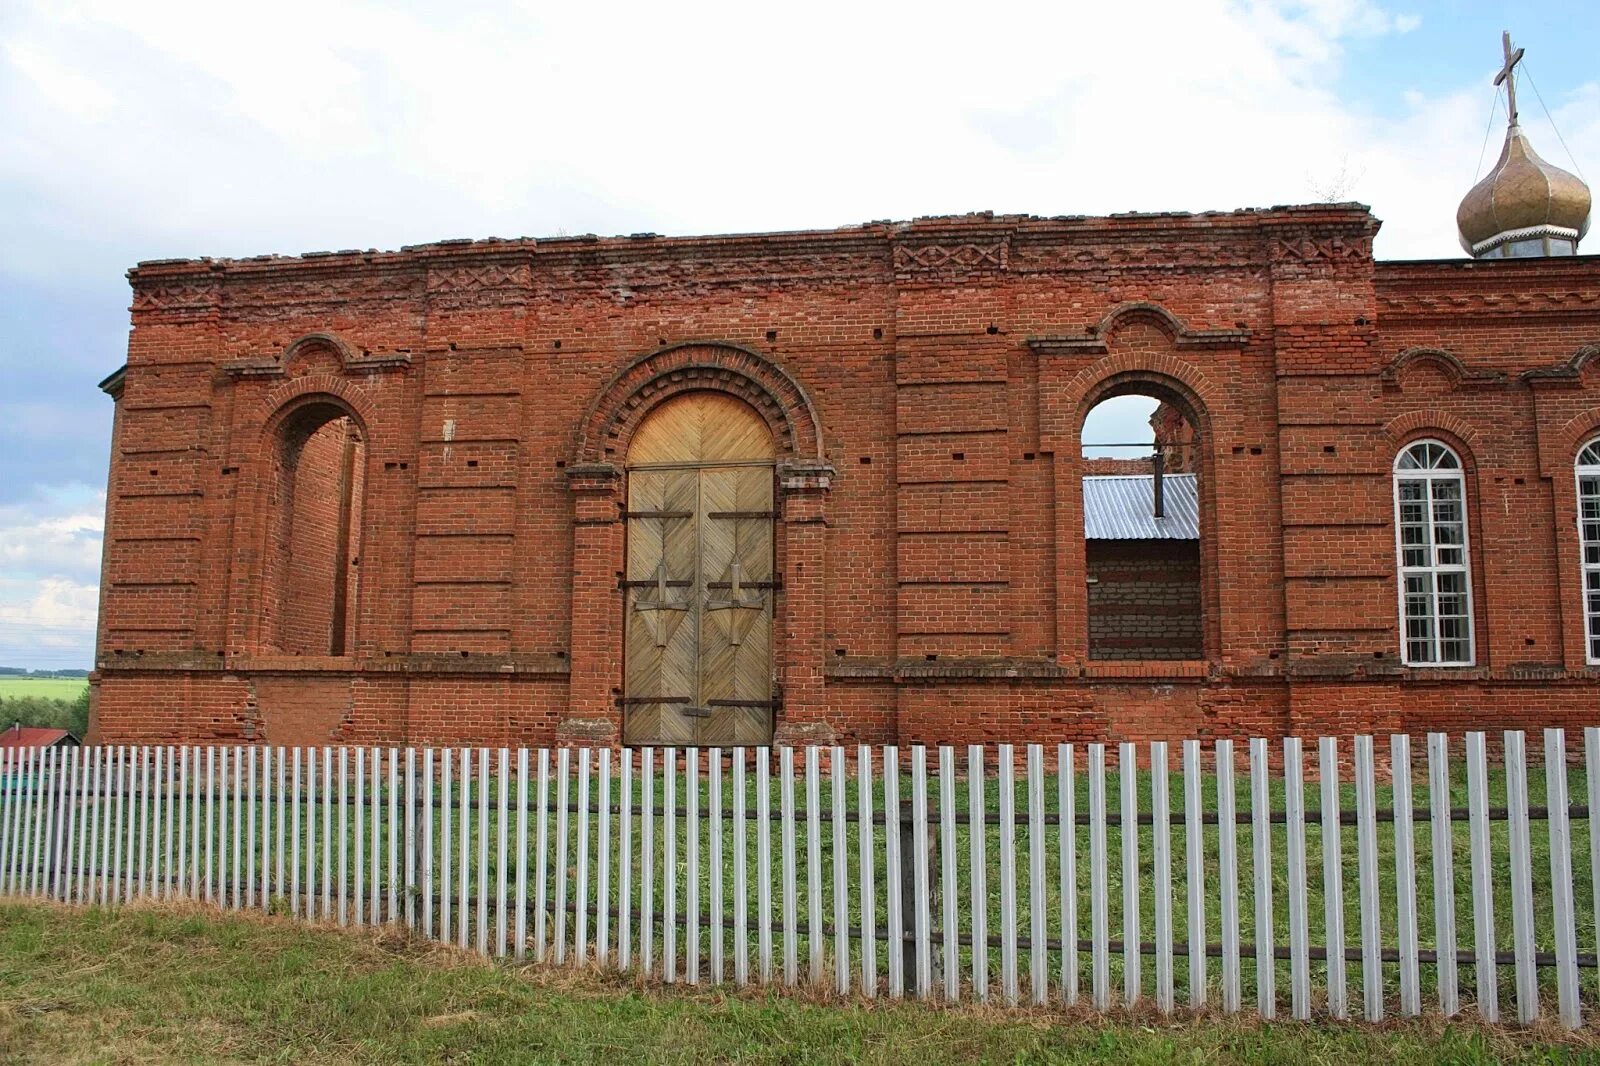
1,730,1597,1027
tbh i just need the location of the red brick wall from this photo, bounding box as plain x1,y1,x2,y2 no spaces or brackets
87,207,1600,749
1086,540,1202,660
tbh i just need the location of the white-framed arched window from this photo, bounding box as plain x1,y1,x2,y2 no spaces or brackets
1575,439,1600,664
1393,440,1474,666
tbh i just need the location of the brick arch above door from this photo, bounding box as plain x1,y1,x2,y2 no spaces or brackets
572,341,827,467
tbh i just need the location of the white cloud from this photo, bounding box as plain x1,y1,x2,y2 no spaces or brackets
0,485,103,667
1,0,1590,276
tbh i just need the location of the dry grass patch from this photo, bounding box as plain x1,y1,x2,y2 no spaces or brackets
1,898,1596,1064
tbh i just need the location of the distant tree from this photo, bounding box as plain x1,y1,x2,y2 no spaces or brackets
0,689,89,738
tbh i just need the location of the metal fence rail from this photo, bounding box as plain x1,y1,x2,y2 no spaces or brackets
0,729,1596,1027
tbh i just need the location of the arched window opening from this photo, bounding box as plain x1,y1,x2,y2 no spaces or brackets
1081,393,1202,660
1575,439,1600,664
1393,440,1473,666
263,402,366,656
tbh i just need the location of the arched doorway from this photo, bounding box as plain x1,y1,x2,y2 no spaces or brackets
623,392,777,744
262,400,366,656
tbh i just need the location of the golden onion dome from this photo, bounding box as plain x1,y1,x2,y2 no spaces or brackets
1457,123,1591,257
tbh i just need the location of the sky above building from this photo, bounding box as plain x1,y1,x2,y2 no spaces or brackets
0,0,1595,669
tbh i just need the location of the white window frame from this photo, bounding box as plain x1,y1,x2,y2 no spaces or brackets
1574,439,1600,665
1392,439,1475,667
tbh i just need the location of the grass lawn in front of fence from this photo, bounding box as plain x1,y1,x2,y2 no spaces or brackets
0,901,1591,1064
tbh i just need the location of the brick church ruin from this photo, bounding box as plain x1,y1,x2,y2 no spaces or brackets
89,43,1596,749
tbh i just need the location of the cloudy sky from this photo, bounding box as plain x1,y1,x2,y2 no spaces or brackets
1,0,1596,670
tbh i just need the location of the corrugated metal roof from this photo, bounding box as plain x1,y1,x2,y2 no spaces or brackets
1083,474,1199,540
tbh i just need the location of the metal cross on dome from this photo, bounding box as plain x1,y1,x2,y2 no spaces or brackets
705,560,765,646
1495,30,1525,126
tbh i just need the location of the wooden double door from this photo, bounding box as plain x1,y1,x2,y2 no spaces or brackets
622,393,776,745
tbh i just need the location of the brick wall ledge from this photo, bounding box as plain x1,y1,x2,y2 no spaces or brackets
827,657,1069,682
94,653,571,678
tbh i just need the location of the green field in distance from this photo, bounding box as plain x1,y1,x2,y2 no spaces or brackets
0,677,88,701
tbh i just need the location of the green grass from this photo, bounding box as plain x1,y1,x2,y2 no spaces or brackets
0,678,87,702
0,901,1593,1064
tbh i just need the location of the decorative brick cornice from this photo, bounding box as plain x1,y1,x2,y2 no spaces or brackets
1523,343,1600,386
1028,301,1250,356
776,458,835,493
891,236,1009,280
223,331,411,380
1379,346,1506,389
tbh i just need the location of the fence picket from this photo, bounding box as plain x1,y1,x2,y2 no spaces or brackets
1465,731,1498,1022
388,749,401,926
911,746,931,1000
355,748,367,926
497,749,510,958
1504,731,1537,1024
245,746,256,909
940,745,957,1003
1427,733,1458,1016
1184,740,1205,1009
118,747,132,902
708,750,722,983
1118,743,1139,1006
0,749,12,892
1319,737,1347,1019
79,748,94,902
475,747,489,956
254,747,267,908
554,747,570,963
1249,737,1273,1019
779,745,795,987
1588,728,1600,1007
458,748,472,949
884,745,902,999
643,748,655,976
1354,735,1383,1022
1545,729,1581,1029
1089,743,1109,1011
204,747,217,907
516,749,529,961
404,748,418,933
1392,735,1420,1016
832,746,848,996
999,744,1019,1007
1216,740,1240,1014
148,746,162,899
1284,737,1310,1020
576,748,591,964
321,747,334,919
1060,743,1078,1007
536,748,551,963
135,747,147,900
685,748,698,983
44,748,61,898
1152,741,1173,1014
858,746,876,996
598,749,611,966
422,748,433,939
340,748,351,927
369,748,381,927
731,749,746,986
619,748,632,972
1028,744,1047,1007
967,745,986,1002
665,747,679,982
754,748,770,987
